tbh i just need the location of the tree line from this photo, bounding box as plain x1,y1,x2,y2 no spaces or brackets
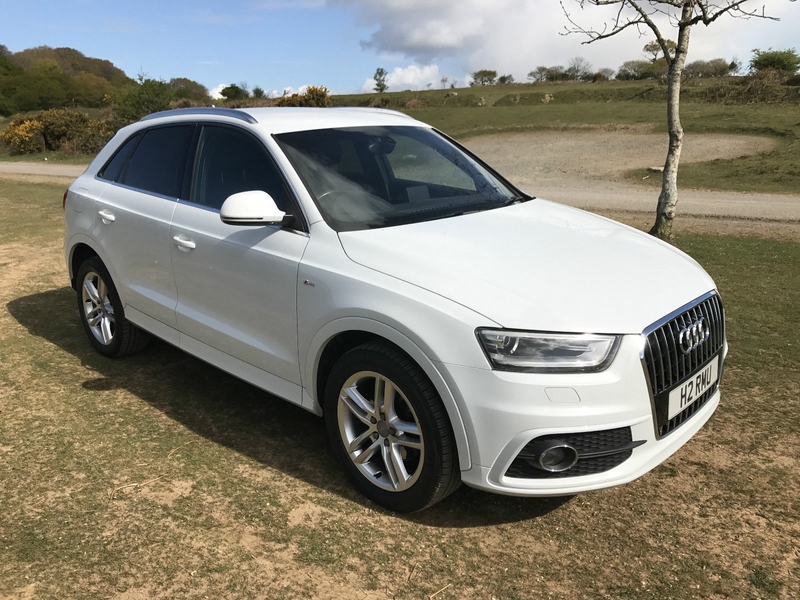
467,46,799,86
0,44,213,118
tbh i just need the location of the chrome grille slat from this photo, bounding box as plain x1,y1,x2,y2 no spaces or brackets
658,327,673,390
642,293,725,438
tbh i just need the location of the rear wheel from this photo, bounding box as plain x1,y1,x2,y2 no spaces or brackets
324,343,460,512
76,257,150,357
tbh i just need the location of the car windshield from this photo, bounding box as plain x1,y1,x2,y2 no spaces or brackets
274,126,520,231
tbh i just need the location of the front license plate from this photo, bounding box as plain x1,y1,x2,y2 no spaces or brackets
668,357,719,420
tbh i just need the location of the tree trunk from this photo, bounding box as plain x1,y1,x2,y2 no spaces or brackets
650,16,692,242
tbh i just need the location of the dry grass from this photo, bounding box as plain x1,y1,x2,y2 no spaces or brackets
1,179,798,599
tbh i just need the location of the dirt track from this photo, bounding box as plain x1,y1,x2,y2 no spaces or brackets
465,131,800,222
3,131,798,223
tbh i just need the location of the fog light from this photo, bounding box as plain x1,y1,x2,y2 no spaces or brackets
529,440,579,472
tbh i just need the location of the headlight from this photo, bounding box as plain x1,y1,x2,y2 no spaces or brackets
476,329,621,373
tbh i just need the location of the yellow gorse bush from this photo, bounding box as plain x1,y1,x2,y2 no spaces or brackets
0,109,114,155
1,118,45,154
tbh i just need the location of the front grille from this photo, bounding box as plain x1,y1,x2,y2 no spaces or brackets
643,293,725,438
505,427,642,479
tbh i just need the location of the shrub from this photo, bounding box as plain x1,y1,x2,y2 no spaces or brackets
684,58,732,78
616,59,667,81
275,86,330,108
0,93,13,117
168,77,210,102
0,116,45,153
402,96,424,109
220,84,249,101
0,108,113,154
37,108,90,150
275,93,305,107
112,77,173,123
59,118,113,155
303,85,330,107
749,48,800,74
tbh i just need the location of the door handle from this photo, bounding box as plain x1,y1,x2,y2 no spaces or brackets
173,235,196,251
98,209,115,224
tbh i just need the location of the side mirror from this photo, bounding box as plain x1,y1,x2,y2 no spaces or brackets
219,190,290,226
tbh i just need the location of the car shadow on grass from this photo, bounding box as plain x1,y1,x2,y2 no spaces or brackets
8,286,570,525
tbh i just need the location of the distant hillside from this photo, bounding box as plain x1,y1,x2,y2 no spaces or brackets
0,44,134,116
8,46,131,86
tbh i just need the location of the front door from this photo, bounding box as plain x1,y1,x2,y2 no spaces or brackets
169,124,309,391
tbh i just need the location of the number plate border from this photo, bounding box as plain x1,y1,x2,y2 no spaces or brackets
643,350,724,440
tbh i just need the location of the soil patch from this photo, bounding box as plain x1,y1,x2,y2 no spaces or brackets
465,131,778,188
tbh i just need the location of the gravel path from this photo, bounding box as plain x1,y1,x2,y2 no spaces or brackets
0,162,86,177
3,131,798,221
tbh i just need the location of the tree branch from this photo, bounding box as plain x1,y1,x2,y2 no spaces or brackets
562,0,781,43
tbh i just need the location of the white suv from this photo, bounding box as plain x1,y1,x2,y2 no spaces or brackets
64,107,726,512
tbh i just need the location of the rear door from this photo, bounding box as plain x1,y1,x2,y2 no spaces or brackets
94,124,195,333
169,124,309,393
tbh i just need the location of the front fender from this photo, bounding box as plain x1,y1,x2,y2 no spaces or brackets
304,317,473,472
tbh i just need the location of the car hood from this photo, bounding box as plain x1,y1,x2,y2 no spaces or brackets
337,199,716,334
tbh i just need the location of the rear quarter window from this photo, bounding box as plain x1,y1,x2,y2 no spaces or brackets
98,132,142,183
101,125,194,199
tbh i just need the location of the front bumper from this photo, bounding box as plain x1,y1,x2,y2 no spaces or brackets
438,335,720,496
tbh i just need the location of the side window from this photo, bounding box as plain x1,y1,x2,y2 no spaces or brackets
191,125,290,211
98,132,142,183
123,125,194,198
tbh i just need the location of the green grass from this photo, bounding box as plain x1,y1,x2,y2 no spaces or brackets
1,178,798,599
0,148,94,164
0,179,66,244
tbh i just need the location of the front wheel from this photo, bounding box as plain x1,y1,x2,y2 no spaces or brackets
76,257,150,358
324,343,460,512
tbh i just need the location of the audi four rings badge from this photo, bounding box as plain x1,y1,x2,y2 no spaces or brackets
678,317,710,354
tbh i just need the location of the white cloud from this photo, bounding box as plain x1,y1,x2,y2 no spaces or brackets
360,64,445,93
331,0,800,80
210,84,228,100
268,85,311,98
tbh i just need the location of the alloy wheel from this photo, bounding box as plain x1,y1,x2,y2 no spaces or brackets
337,370,425,492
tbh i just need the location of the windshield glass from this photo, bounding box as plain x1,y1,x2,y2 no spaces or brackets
274,126,519,231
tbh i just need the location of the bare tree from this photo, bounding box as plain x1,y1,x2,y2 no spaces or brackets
562,0,780,241
567,56,594,80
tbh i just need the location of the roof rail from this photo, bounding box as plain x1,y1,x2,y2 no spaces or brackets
140,107,258,124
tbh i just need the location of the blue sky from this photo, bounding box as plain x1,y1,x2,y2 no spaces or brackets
1,0,797,96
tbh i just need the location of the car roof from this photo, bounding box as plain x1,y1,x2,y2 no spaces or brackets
138,106,426,135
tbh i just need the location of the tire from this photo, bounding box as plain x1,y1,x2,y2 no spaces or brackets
324,342,461,512
76,257,151,358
